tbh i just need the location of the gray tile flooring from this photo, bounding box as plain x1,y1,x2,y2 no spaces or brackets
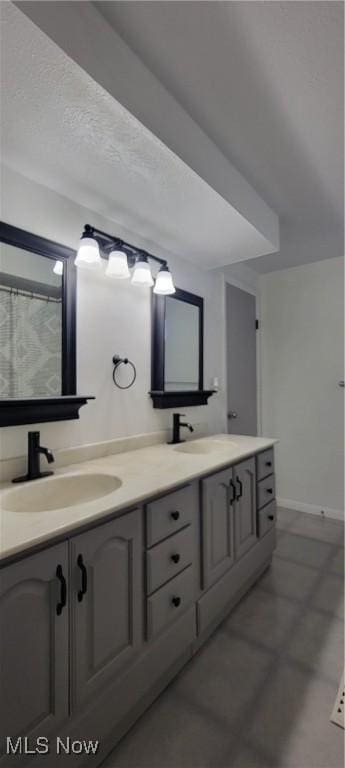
102,509,344,768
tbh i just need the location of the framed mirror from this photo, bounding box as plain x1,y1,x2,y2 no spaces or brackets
150,287,215,408
0,222,93,426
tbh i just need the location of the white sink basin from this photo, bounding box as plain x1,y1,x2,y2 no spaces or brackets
2,473,122,513
174,439,237,455
208,435,238,446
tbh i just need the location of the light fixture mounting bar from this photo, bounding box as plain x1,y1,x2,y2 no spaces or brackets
82,224,167,267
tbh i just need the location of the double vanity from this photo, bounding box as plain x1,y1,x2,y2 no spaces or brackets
0,434,277,767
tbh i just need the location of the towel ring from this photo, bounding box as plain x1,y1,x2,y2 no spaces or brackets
112,355,137,390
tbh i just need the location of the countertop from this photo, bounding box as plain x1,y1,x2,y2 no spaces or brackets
0,434,277,562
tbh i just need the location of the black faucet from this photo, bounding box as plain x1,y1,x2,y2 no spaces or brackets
168,413,194,445
12,431,55,483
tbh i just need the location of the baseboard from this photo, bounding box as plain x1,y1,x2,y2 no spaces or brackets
277,497,344,522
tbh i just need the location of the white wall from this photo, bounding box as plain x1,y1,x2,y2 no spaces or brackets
1,166,227,460
259,257,344,519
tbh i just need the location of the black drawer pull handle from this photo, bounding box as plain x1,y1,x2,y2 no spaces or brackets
266,488,273,494
267,514,275,521
265,461,272,467
172,596,181,607
77,554,88,602
171,511,180,521
56,564,67,616
171,553,180,564
236,477,243,500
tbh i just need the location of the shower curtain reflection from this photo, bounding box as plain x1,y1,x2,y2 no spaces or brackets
0,287,62,397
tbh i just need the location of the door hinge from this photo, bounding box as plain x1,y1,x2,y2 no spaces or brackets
256,319,259,330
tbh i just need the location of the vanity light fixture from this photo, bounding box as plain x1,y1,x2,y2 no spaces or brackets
131,255,154,287
153,264,175,295
75,227,102,269
105,250,130,279
75,224,176,294
53,260,63,276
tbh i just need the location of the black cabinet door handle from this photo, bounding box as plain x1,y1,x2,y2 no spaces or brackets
268,514,275,521
266,488,273,495
171,596,181,607
230,479,236,505
56,564,67,616
171,553,180,564
265,461,272,467
222,480,236,505
77,554,88,602
236,477,243,500
171,511,180,521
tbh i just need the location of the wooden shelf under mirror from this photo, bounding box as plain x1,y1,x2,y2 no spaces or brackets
0,396,95,427
149,390,215,409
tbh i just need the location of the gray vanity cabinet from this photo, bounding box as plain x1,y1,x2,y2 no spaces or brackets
0,542,69,746
0,446,276,768
201,467,235,589
70,509,143,709
233,457,257,560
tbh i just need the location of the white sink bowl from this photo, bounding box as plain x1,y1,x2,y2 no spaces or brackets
2,473,122,513
174,439,237,455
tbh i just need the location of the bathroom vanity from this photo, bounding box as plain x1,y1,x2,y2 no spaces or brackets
0,436,276,766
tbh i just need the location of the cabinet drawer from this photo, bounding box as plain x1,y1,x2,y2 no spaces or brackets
257,474,275,509
146,525,193,595
146,485,194,547
256,448,274,481
146,566,194,640
257,500,276,538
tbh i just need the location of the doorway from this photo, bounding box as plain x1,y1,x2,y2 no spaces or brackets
226,282,257,435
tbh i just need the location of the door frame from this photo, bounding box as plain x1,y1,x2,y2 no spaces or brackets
223,276,261,435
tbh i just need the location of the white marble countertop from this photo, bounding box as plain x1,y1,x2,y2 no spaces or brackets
0,434,277,562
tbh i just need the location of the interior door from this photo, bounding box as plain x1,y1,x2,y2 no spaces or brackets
226,282,257,435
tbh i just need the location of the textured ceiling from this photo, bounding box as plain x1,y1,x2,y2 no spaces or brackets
1,2,276,269
98,0,344,271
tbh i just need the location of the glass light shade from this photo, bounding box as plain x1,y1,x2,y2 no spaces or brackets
131,257,154,287
75,237,102,269
53,260,63,276
105,250,130,279
153,265,175,295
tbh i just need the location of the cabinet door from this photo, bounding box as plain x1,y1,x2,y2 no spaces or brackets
0,543,69,745
71,510,143,709
202,467,235,590
234,457,257,560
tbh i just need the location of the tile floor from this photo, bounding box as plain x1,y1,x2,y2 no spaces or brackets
102,508,344,768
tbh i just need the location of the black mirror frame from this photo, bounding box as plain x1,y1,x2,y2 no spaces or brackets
0,222,94,426
150,287,215,408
